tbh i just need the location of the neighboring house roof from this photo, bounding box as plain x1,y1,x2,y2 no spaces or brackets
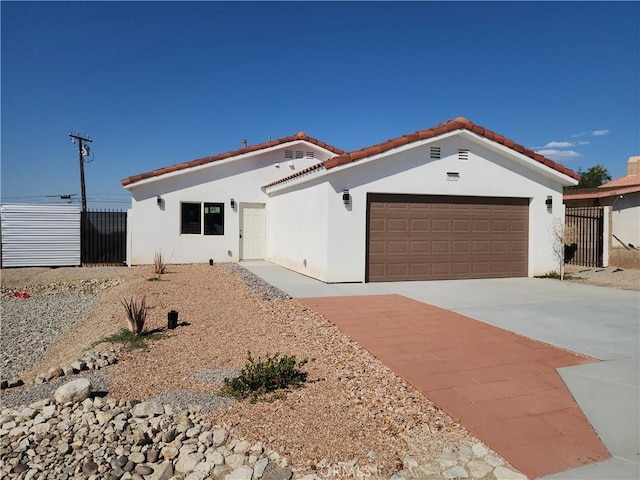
564,157,640,200
121,132,344,187
263,117,580,189
599,174,640,189
564,184,640,201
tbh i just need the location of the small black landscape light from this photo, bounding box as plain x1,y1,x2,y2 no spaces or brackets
209,258,214,266
168,310,178,329
230,198,236,209
342,189,350,205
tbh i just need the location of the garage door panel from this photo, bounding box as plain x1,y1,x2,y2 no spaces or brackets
388,218,409,232
410,219,429,231
370,218,385,232
410,241,429,253
431,241,451,254
453,219,470,232
473,240,490,253
387,263,409,277
388,241,408,254
410,263,428,276
453,263,471,275
452,241,471,253
431,262,452,275
492,241,509,253
511,220,527,232
432,219,450,232
368,195,529,281
472,219,490,232
369,241,385,254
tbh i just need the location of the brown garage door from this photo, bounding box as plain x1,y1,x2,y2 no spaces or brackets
367,194,529,281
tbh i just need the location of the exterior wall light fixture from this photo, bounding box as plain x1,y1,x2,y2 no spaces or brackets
545,195,553,211
230,198,236,209
342,189,350,205
156,195,162,207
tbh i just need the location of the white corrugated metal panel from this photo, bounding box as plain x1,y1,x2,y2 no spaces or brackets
1,204,81,267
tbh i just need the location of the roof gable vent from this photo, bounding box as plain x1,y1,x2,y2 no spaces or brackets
295,150,304,159
284,150,293,159
306,151,314,159
430,146,441,159
458,148,469,161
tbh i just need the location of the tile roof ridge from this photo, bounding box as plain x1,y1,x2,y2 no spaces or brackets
122,133,344,187
262,162,326,189
322,117,579,181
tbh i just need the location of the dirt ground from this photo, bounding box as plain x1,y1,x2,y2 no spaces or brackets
563,264,640,291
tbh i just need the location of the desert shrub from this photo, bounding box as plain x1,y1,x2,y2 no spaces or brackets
223,351,308,402
121,296,147,336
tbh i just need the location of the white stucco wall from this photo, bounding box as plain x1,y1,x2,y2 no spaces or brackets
125,142,328,265
612,192,640,245
267,131,573,282
267,179,331,281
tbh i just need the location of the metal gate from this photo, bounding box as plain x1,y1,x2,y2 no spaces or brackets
81,210,127,265
565,206,604,267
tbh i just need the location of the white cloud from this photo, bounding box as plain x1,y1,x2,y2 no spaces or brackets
544,141,575,148
592,129,609,136
572,132,587,138
536,149,582,159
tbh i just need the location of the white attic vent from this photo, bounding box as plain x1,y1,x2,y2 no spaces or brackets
430,146,441,159
306,151,314,159
447,172,460,181
458,149,469,161
295,150,304,159
284,150,293,159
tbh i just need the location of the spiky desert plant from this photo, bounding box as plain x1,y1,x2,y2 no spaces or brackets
121,296,147,336
153,250,167,275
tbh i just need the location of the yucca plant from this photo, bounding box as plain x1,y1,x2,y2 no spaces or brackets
153,250,167,275
121,296,147,336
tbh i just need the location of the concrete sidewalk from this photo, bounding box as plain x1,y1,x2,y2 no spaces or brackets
241,261,640,479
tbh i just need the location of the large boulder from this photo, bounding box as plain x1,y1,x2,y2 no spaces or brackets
54,378,92,404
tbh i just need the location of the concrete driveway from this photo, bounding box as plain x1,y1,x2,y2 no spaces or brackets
241,261,640,479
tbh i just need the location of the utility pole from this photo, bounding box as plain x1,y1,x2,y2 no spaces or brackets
69,133,92,212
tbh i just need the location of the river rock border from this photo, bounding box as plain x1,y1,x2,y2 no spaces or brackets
1,350,117,391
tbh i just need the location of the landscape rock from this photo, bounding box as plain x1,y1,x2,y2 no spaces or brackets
262,467,293,480
494,466,527,480
225,465,254,480
132,400,165,417
54,377,91,404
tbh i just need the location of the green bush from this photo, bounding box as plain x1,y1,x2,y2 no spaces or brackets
223,351,308,401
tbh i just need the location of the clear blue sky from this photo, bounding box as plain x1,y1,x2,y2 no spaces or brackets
2,1,638,209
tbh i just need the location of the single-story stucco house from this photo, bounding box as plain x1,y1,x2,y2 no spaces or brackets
121,117,579,282
564,156,640,269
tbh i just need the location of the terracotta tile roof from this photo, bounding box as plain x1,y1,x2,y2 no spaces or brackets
324,117,579,179
263,117,580,189
121,132,344,187
599,174,640,188
564,184,640,200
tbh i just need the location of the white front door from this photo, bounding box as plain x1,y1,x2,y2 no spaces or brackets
240,203,266,260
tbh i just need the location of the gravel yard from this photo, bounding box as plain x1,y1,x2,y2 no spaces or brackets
3,262,632,477
0,263,479,476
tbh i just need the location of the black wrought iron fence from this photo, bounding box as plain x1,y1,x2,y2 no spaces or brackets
565,206,604,267
81,210,127,265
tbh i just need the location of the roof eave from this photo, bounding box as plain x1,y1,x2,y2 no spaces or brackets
123,138,338,189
